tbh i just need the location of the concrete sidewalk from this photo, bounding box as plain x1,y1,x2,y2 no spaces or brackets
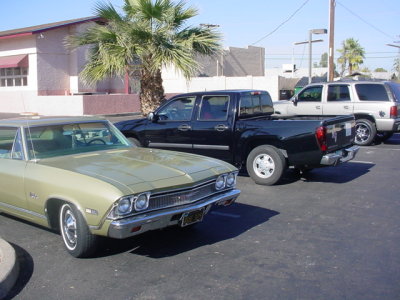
0,238,19,299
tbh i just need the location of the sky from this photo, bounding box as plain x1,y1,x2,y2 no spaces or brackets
1,0,399,73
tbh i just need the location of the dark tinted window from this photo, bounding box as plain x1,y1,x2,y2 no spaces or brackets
239,92,273,116
355,84,389,101
297,86,323,102
327,85,350,101
387,82,400,102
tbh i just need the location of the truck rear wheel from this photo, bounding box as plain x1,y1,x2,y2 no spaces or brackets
355,119,376,146
246,145,287,185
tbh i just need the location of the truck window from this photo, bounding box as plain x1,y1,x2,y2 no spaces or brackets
239,92,273,116
157,97,195,121
355,84,389,101
198,96,229,120
327,85,350,101
297,86,322,102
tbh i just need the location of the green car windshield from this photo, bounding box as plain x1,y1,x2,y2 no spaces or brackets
25,121,131,159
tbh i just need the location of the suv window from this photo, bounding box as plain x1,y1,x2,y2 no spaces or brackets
239,92,273,116
0,127,23,160
297,86,323,102
198,96,229,121
387,82,400,102
327,85,350,101
355,84,389,101
157,97,195,121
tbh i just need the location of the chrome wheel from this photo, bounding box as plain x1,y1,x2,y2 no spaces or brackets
355,123,370,144
354,119,376,146
253,153,275,178
60,204,77,251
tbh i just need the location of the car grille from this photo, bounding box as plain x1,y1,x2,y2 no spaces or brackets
148,181,217,211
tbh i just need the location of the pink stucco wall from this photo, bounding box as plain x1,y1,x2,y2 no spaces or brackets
82,94,141,115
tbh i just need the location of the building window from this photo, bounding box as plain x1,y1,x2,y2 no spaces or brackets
0,67,28,87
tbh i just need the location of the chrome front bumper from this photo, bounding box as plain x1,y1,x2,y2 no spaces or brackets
320,145,360,166
108,189,240,239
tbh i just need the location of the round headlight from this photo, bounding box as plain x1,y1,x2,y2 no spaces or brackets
215,175,226,190
134,193,149,211
226,173,236,187
117,197,132,215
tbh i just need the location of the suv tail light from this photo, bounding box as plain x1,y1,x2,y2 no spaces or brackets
390,106,398,119
315,126,327,152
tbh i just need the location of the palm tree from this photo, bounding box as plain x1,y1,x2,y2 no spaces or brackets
337,38,365,76
67,0,221,114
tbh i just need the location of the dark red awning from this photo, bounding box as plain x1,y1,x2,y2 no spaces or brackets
0,54,29,68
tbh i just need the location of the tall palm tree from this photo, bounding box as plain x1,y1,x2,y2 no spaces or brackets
67,0,221,114
337,38,365,76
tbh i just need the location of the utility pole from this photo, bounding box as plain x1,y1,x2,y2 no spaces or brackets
328,0,336,81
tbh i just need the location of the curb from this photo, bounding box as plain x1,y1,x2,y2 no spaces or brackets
0,239,19,299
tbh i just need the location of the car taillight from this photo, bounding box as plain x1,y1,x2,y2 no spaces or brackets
316,126,327,152
390,106,398,119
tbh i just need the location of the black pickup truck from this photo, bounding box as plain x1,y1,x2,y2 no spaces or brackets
115,90,359,185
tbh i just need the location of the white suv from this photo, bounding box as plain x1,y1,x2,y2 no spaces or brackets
273,81,400,146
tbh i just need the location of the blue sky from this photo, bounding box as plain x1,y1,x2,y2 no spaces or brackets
1,0,399,72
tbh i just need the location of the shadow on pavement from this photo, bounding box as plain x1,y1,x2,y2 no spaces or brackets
96,203,279,258
3,244,34,300
294,162,374,184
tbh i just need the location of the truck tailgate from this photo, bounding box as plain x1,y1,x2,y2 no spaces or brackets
323,116,356,151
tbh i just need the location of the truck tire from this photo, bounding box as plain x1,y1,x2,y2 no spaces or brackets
246,145,287,185
355,119,376,146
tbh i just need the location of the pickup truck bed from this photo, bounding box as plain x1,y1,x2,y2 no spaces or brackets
116,90,359,185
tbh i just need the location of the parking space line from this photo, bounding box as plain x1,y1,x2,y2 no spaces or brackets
350,160,374,164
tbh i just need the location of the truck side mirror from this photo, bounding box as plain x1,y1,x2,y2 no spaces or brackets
292,96,298,106
147,112,157,122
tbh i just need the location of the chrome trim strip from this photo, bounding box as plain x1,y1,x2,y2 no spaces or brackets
108,189,240,239
148,142,192,149
193,144,229,150
0,202,47,219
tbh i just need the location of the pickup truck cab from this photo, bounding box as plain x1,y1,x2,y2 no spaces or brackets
116,90,359,185
273,81,400,146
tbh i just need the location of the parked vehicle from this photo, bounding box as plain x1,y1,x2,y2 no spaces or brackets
273,81,400,146
0,117,240,257
115,90,359,186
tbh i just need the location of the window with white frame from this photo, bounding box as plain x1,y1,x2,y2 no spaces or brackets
0,67,28,87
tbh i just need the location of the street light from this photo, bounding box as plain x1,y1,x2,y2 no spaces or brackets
308,29,327,83
293,39,324,78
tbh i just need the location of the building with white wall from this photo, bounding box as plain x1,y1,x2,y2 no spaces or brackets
0,17,139,115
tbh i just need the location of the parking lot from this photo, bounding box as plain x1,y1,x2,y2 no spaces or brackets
1,132,400,300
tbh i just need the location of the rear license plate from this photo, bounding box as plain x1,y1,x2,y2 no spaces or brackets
180,208,205,227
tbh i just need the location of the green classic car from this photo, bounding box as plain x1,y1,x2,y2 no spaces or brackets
0,117,240,257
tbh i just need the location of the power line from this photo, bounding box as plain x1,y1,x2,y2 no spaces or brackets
336,1,395,40
251,0,310,45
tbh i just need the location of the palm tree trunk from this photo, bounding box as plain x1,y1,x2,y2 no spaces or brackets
139,67,165,115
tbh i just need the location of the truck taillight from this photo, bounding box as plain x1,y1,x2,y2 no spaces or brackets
390,106,398,119
316,126,327,152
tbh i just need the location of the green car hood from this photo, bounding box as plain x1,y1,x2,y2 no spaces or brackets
37,147,235,193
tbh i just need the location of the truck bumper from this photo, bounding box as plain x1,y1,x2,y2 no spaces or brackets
320,145,360,166
108,189,240,239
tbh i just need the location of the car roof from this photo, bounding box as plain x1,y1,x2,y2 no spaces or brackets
0,116,106,127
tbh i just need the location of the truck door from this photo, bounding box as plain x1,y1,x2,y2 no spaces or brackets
145,96,195,152
323,84,354,116
289,85,323,116
191,94,233,161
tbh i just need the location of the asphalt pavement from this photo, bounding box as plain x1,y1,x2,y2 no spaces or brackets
0,112,399,299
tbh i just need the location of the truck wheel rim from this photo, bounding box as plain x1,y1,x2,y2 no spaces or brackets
61,206,77,250
355,123,370,143
253,154,275,178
